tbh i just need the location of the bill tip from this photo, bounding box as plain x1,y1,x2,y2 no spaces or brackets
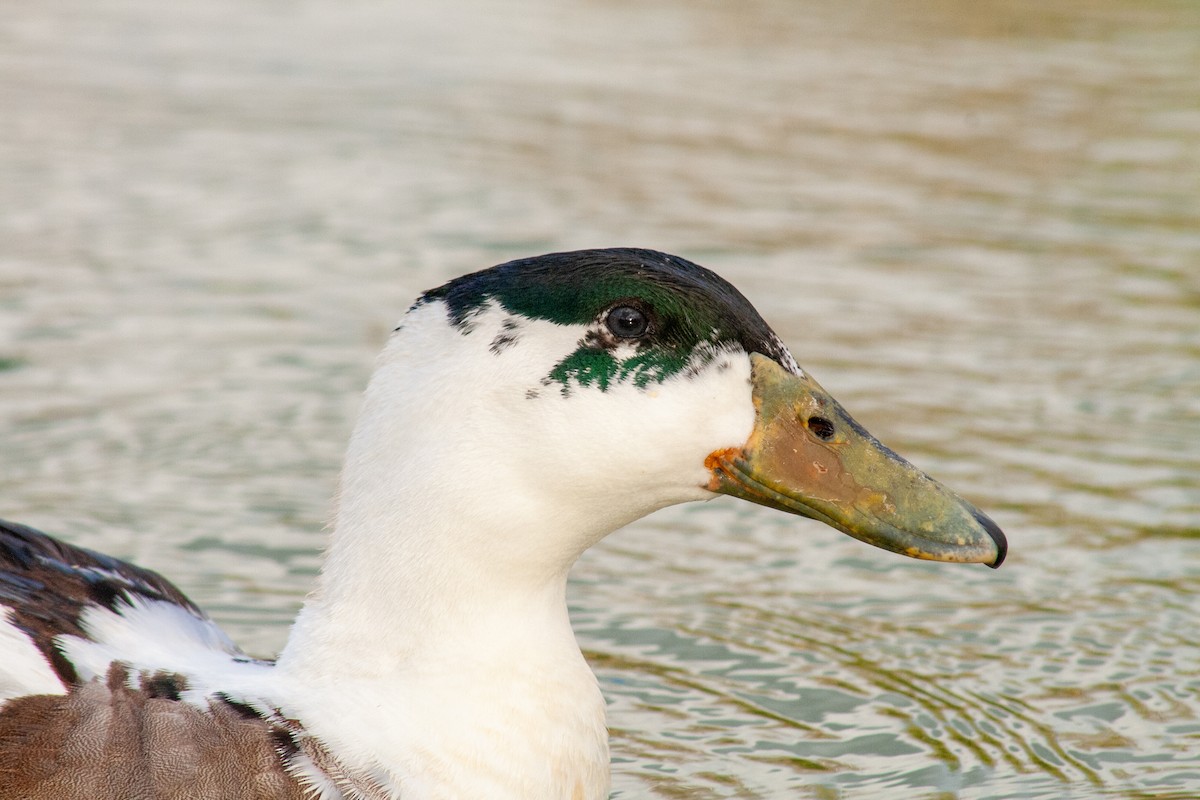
972,507,1007,568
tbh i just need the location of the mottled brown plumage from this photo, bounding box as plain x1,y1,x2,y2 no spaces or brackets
0,520,319,798
0,663,308,800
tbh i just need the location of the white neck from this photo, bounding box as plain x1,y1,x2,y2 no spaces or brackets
278,488,609,799
272,300,754,798
274,306,620,798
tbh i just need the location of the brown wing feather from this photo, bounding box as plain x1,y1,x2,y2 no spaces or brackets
0,519,231,685
0,663,309,800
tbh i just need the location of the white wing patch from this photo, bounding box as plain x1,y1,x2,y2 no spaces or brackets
0,606,66,703
56,595,262,694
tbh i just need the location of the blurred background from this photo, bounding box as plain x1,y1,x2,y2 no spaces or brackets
1,1,1197,797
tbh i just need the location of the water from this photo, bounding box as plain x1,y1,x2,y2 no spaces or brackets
1,1,1197,797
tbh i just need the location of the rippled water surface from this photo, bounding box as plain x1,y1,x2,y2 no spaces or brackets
2,1,1198,797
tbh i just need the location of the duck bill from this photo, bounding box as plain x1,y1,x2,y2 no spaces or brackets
707,354,1006,567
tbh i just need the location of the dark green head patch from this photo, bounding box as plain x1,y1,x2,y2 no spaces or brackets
419,248,794,391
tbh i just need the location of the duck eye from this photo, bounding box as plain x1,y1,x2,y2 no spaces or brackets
605,305,649,339
808,416,835,440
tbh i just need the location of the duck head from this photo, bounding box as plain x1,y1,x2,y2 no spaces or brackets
361,248,1004,572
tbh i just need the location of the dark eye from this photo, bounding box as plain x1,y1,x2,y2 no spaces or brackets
605,305,649,339
807,416,835,441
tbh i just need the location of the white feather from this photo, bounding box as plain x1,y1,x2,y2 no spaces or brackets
0,606,66,703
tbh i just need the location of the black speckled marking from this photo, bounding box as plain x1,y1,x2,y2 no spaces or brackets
141,670,188,701
489,320,522,355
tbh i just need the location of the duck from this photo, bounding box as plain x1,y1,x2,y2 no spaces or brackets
0,248,1005,800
